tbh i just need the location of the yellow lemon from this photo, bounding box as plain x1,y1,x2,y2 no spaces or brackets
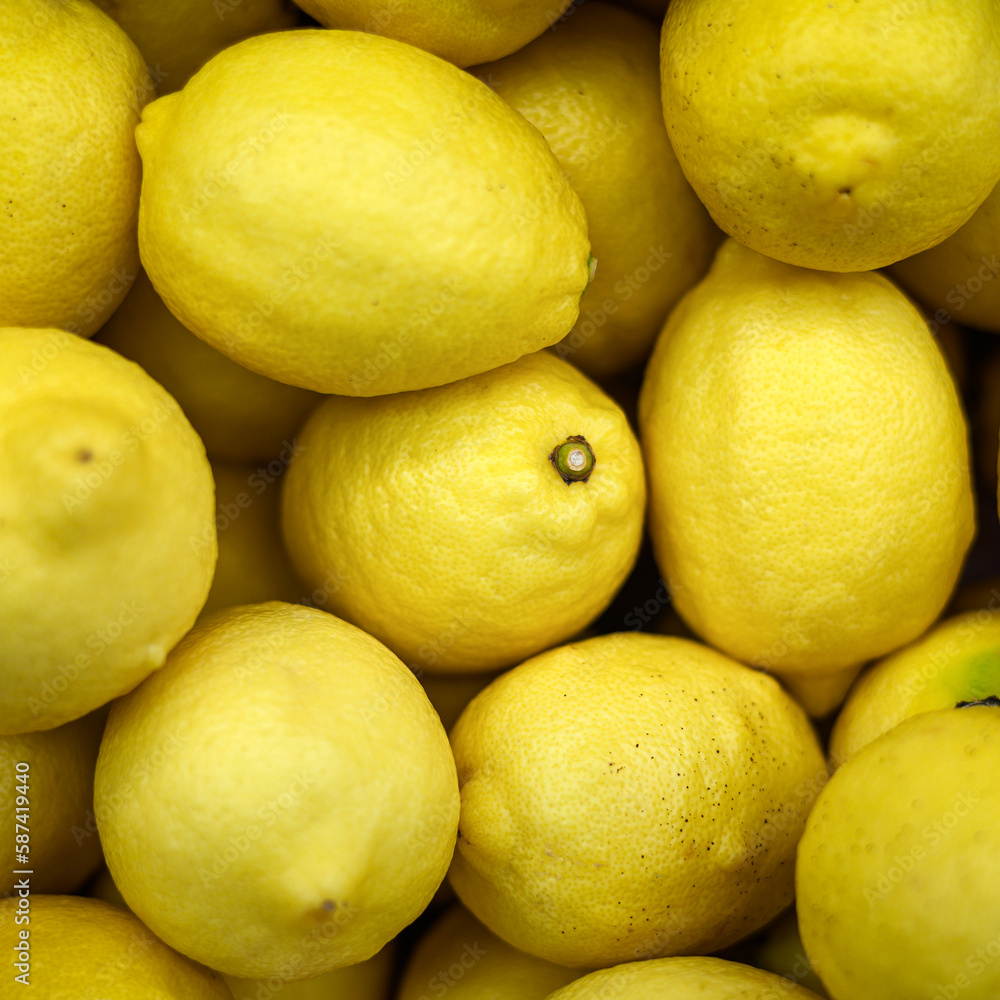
281,351,645,674
0,328,216,734
476,2,719,379
891,182,1000,334
200,462,304,617
93,0,298,93
292,0,573,67
661,0,1000,271
0,710,105,896
449,632,826,968
225,941,396,1000
829,610,1000,767
0,0,149,336
137,30,590,396
94,602,459,980
97,270,321,463
0,895,231,998
797,705,1000,1000
542,956,824,999
397,904,584,1000
638,240,974,717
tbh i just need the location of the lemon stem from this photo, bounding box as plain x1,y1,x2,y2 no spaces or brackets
550,435,595,484
956,696,1000,708
581,256,598,300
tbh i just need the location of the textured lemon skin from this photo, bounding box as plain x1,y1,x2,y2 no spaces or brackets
478,2,719,379
0,711,104,896
97,270,321,463
543,956,824,999
0,895,231,999
201,462,304,617
0,328,216,735
397,904,583,1000
449,633,826,968
93,0,298,93
293,0,573,68
0,0,148,336
94,602,459,980
661,0,1000,272
638,240,974,715
830,610,1000,768
224,942,396,1000
281,351,645,674
797,707,1000,1000
890,181,1000,334
137,30,590,396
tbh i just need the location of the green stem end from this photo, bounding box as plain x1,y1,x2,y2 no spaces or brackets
550,435,595,484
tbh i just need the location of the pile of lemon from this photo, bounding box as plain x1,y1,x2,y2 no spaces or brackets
2,1,999,998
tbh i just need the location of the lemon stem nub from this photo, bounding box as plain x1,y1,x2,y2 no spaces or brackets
581,257,598,301
550,435,595,484
956,696,1000,709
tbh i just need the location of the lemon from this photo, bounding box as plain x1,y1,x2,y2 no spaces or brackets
0,710,104,896
661,0,1000,271
751,909,828,998
93,0,298,93
0,0,149,336
225,942,396,1000
797,704,1000,1000
449,632,826,968
281,351,645,674
201,462,304,617
638,240,975,717
137,30,591,396
292,0,573,67
397,904,584,1000
0,328,216,734
891,182,1000,333
829,609,1000,767
0,895,231,998
94,602,459,980
542,956,825,998
476,2,719,379
97,270,321,463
